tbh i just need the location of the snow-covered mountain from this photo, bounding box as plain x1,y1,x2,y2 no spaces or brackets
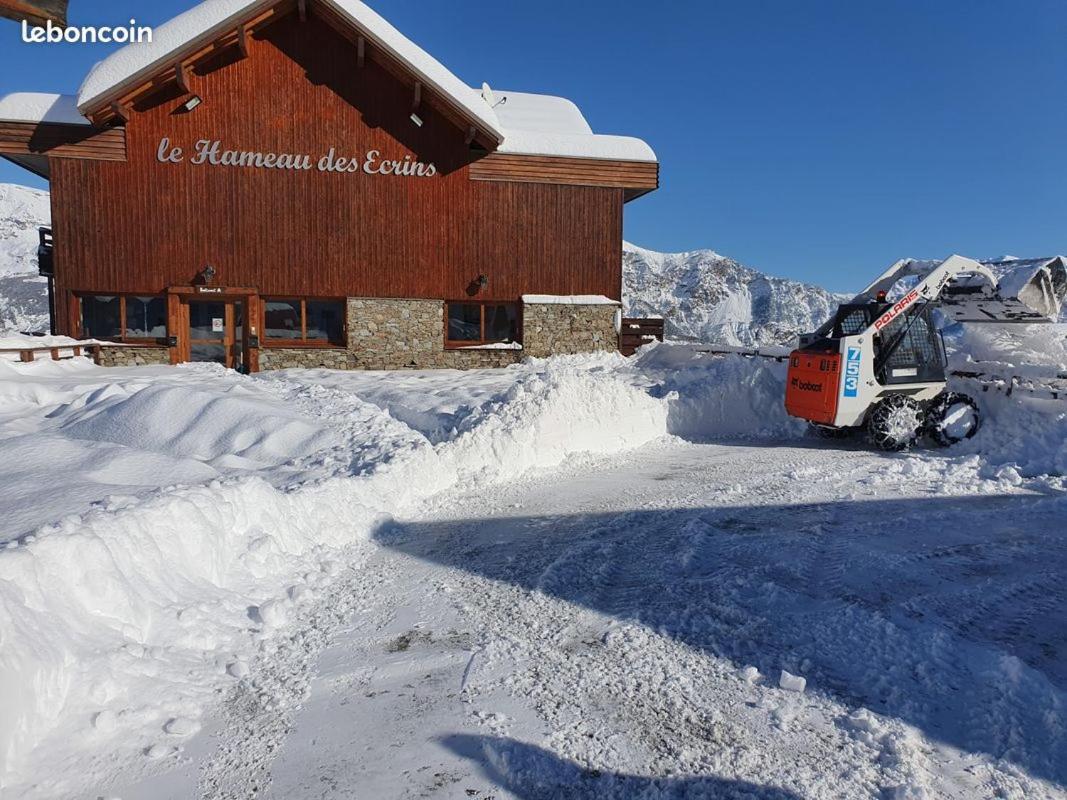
0,183,51,333
623,241,844,346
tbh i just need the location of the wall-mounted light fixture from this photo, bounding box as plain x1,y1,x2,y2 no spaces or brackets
201,264,217,284
477,274,489,289
410,112,423,127
182,95,202,113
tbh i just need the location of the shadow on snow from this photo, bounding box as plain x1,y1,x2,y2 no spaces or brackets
440,734,804,800
376,492,1067,788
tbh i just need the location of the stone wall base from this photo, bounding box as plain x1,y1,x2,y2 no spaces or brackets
521,302,618,358
258,348,349,371
94,297,621,372
97,345,171,367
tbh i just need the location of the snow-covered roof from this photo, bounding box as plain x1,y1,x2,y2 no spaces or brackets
485,89,656,162
72,0,655,162
77,0,269,112
490,91,592,136
0,93,87,125
77,0,504,142
522,294,621,305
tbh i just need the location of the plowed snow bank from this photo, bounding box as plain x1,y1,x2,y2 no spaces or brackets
0,355,667,785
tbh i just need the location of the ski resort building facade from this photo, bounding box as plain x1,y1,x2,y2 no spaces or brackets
0,0,657,371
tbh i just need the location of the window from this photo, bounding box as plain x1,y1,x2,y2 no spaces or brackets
263,298,345,345
445,302,520,346
80,294,165,341
877,306,946,384
125,296,167,338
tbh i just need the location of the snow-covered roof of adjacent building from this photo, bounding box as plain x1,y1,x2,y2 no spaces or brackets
0,93,87,125
487,91,655,161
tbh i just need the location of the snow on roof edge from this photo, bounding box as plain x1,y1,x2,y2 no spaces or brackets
0,93,88,125
522,294,621,305
78,0,275,112
76,0,504,141
323,0,502,140
72,0,656,162
499,131,656,162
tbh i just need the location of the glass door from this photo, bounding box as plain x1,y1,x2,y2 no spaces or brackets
188,301,226,364
187,300,246,370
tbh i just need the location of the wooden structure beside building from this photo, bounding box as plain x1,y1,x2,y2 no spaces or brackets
0,0,657,371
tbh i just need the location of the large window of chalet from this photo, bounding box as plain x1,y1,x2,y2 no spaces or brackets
445,302,520,347
264,298,345,345
80,295,166,341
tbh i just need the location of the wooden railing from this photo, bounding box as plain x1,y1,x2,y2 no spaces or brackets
0,344,102,364
619,317,665,356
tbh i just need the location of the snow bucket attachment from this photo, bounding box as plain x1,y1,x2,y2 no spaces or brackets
942,257,1067,323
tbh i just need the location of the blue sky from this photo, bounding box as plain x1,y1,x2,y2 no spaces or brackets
2,0,1065,290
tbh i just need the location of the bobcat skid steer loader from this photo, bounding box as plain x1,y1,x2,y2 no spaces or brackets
785,254,1067,451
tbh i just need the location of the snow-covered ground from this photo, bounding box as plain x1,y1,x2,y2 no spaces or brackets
1,332,1066,799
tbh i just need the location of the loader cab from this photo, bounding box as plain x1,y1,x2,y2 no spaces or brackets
872,303,947,385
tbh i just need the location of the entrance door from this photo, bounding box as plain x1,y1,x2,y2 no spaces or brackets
187,299,245,370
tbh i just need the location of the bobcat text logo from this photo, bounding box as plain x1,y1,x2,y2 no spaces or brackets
874,289,920,331
843,347,862,397
791,378,823,392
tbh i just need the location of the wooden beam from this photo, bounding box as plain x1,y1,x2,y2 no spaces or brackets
0,0,67,28
237,24,249,57
80,2,288,123
465,126,476,145
110,101,130,124
175,63,189,93
297,0,307,21
357,35,365,68
412,81,421,111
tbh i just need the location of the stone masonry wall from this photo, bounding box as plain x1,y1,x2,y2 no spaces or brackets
339,297,619,370
346,297,445,369
258,347,349,371
97,345,171,367
521,302,620,358
256,297,619,372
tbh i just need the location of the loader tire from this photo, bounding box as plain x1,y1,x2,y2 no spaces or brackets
926,392,981,447
866,395,922,451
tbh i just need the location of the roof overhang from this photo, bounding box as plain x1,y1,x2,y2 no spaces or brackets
76,0,503,149
0,0,67,28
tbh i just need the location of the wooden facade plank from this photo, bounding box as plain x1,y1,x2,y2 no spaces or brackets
0,121,127,161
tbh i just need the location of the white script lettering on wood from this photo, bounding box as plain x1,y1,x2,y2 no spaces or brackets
156,138,437,177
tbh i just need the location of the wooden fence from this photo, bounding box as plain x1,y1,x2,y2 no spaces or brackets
619,317,665,356
0,344,101,364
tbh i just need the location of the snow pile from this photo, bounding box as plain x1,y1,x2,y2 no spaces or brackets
634,342,805,441
442,357,668,483
623,241,845,346
57,382,339,469
944,324,1067,477
0,353,673,786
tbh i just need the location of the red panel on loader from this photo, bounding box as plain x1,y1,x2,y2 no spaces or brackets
785,350,841,424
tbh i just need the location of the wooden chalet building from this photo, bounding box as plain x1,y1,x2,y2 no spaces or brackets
0,0,657,371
